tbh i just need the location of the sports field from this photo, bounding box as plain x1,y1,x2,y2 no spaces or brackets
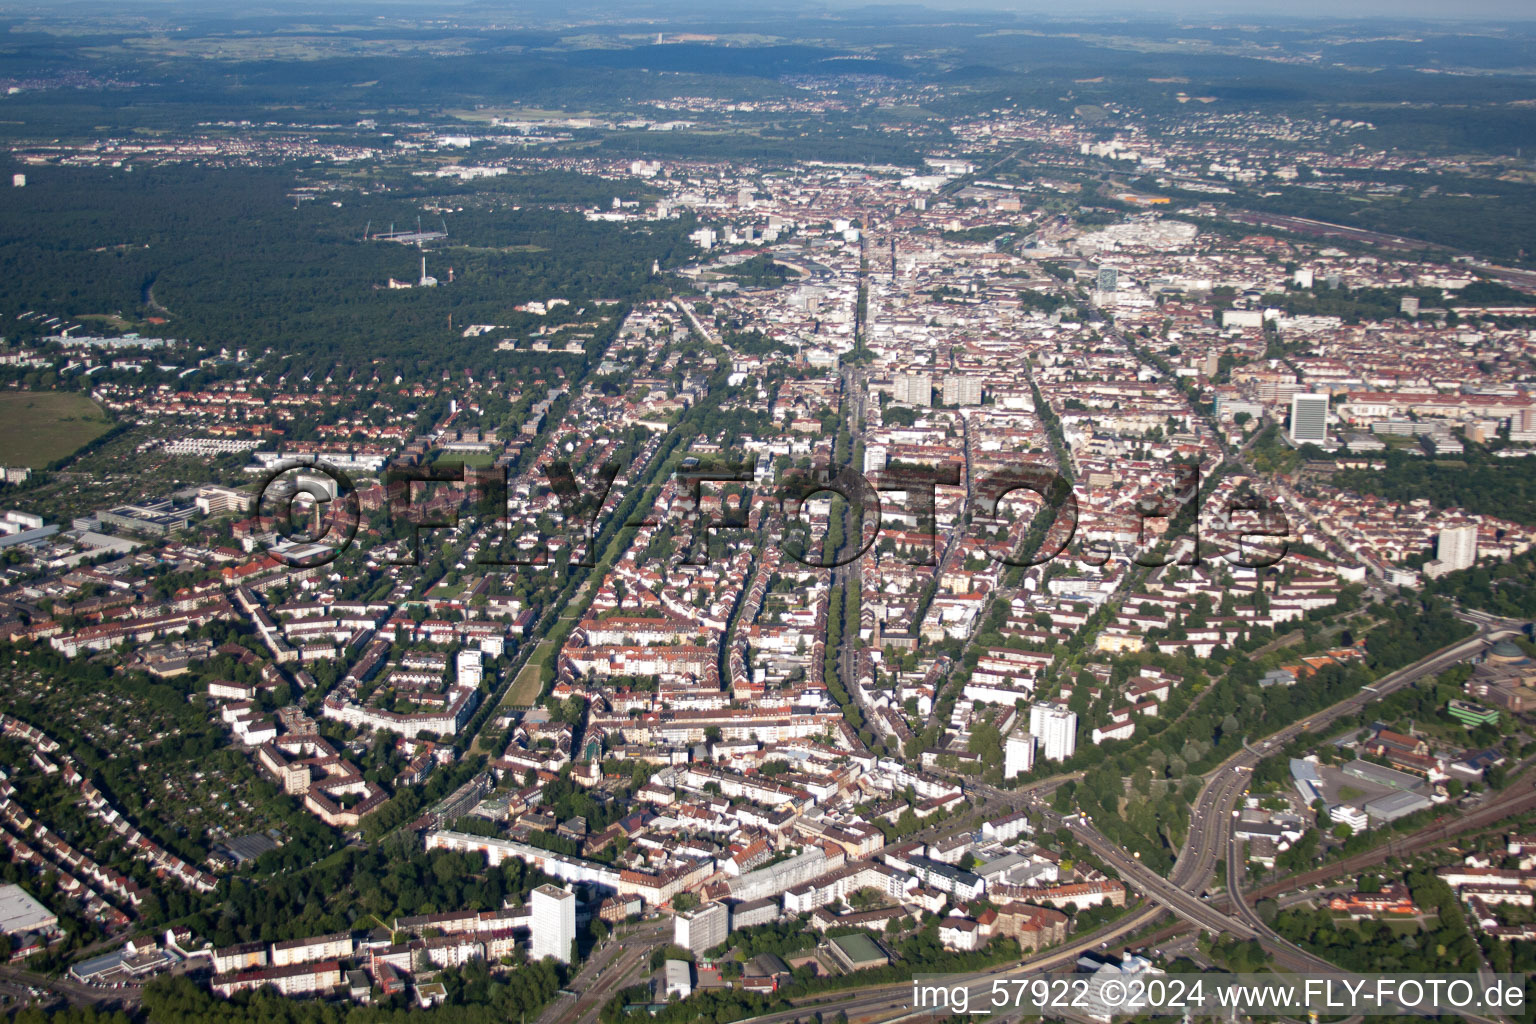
0,391,114,468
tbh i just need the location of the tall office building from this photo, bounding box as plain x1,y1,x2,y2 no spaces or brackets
1004,732,1037,779
1029,703,1077,762
675,901,728,956
1513,407,1536,443
530,884,576,964
1438,525,1478,572
894,372,932,407
942,375,982,406
1288,393,1329,445
1096,266,1119,293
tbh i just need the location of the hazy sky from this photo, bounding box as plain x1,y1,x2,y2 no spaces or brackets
22,0,1536,25
844,0,1536,21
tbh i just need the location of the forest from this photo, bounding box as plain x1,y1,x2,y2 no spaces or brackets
1332,449,1536,527
1426,546,1536,619
0,165,695,377
721,255,794,290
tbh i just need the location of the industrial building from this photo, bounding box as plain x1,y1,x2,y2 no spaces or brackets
0,884,57,937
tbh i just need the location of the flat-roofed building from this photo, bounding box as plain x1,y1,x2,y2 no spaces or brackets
826,932,889,971
894,372,932,407
675,901,727,956
0,884,56,936
664,959,692,999
530,884,576,964
1288,393,1329,445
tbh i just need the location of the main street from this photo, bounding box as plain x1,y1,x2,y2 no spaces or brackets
831,364,869,726
535,917,671,1024
740,261,1530,1024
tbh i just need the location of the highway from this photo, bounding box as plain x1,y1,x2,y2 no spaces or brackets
1217,777,1518,1024
1242,768,1536,904
1061,617,1529,1014
1067,619,1525,932
735,616,1528,1024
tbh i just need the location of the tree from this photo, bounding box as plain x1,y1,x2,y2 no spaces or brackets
1131,767,1151,795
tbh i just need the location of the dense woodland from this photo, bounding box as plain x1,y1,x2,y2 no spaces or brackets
1333,449,1536,527
1261,279,1532,324
1427,546,1536,619
0,166,693,377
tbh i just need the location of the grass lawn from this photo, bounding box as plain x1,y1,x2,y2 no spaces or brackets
432,450,497,468
505,642,554,708
0,391,114,468
1329,913,1431,936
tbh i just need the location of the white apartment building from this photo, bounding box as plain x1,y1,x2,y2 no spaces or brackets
530,884,576,964
1004,732,1037,778
1288,393,1329,445
894,372,932,407
1426,524,1478,577
942,375,982,406
675,901,728,956
1029,703,1077,762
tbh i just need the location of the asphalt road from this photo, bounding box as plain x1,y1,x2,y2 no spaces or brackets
735,904,1166,1024
734,618,1528,1024
535,917,671,1024
1052,621,1527,949
0,963,134,1010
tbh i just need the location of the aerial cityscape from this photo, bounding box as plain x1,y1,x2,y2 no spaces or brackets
0,1,1535,1022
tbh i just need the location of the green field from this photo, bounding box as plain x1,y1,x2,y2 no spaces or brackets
506,641,555,707
0,391,114,468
